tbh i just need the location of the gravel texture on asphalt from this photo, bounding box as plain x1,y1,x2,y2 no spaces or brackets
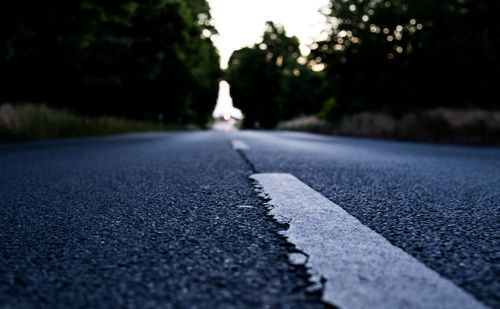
0,132,328,309
237,131,500,309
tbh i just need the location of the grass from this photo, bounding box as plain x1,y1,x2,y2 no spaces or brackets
0,103,196,142
276,115,333,134
276,108,500,146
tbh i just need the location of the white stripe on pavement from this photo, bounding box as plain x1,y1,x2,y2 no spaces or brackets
250,173,487,309
232,140,250,150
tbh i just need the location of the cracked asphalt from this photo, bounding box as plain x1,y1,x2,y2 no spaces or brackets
235,130,500,309
1,130,499,308
0,132,327,308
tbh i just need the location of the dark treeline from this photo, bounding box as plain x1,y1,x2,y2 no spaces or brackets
0,0,221,126
227,22,328,128
228,0,499,128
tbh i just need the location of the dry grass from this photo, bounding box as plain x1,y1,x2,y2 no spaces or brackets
276,116,333,134
396,109,500,144
276,109,500,145
336,112,397,138
0,103,182,142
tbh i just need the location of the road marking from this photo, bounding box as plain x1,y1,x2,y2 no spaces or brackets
250,173,487,309
232,140,250,150
236,205,255,209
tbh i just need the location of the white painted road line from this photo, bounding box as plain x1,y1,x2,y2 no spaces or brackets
250,173,488,309
232,140,250,150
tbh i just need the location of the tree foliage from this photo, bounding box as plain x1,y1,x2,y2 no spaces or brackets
227,22,327,128
311,0,499,121
0,0,222,125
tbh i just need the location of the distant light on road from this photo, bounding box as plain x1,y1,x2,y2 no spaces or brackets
212,81,243,120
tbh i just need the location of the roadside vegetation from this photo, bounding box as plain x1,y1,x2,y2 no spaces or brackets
227,0,498,144
0,0,221,127
0,104,193,142
277,109,500,145
1,0,498,144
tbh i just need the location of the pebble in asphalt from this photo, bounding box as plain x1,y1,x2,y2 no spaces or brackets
0,132,330,308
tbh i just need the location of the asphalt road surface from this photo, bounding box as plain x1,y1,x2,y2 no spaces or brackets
1,129,498,308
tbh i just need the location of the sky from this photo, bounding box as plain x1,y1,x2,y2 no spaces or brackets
207,0,331,69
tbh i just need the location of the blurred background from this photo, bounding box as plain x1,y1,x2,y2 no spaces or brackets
0,0,498,143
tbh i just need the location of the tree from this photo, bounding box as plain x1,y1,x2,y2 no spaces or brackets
227,21,327,128
311,0,500,121
0,0,222,126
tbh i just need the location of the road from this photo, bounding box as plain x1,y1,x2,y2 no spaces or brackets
0,130,498,308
